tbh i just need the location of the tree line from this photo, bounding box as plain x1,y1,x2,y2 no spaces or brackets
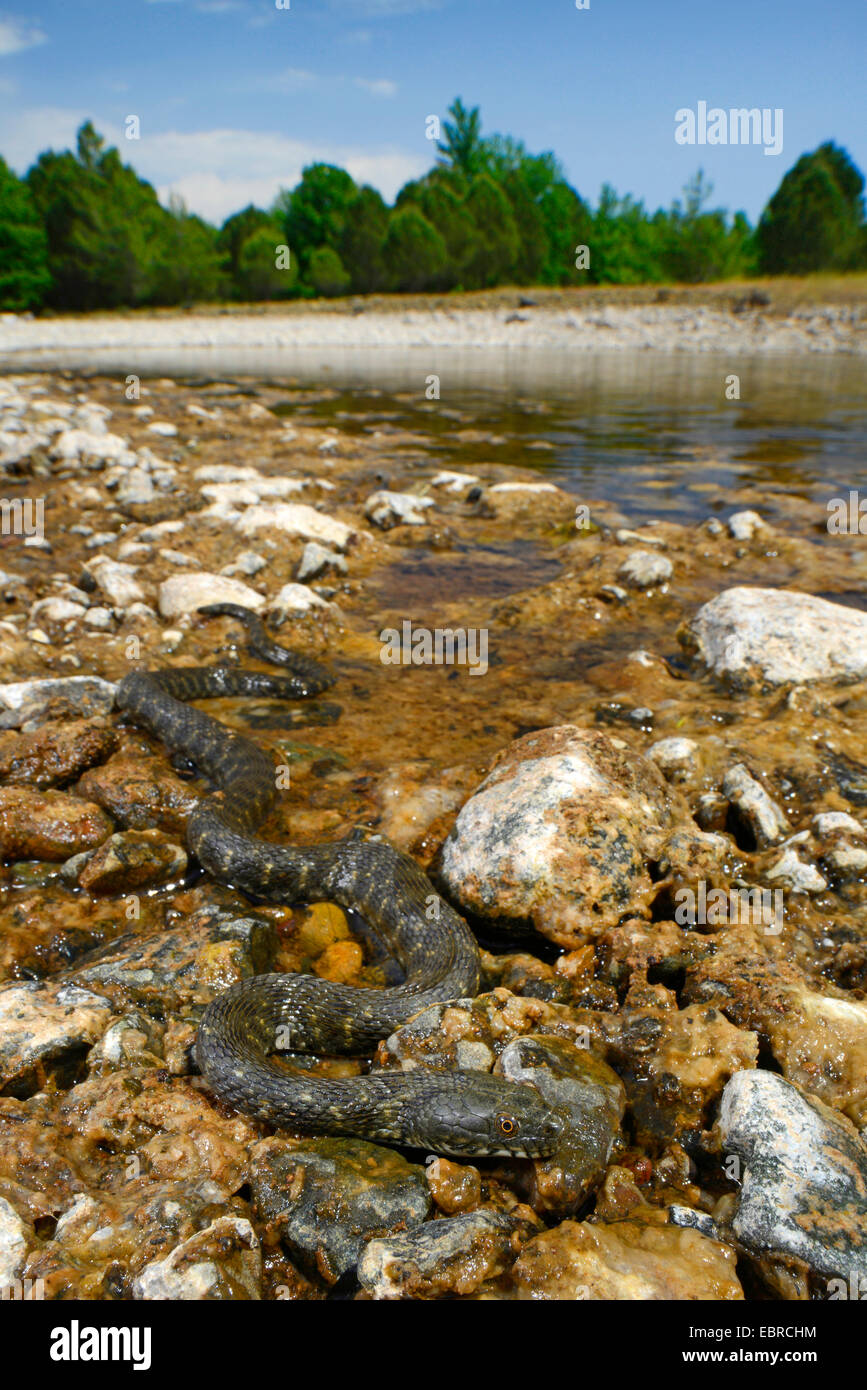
1,99,865,313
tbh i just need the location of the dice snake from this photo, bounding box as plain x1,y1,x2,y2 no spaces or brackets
115,604,564,1158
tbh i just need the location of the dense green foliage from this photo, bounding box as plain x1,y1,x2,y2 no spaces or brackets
0,157,50,310
757,142,866,274
1,106,864,311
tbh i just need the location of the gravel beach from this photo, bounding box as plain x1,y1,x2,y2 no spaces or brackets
1,297,865,365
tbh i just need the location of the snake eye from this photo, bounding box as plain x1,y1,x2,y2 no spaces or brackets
496,1114,517,1138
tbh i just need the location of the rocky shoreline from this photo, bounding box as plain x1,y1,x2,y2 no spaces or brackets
1,370,866,1301
1,296,866,363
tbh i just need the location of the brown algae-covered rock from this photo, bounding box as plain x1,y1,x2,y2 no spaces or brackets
0,717,117,788
69,829,187,894
76,755,199,834
358,1208,535,1300
133,1216,262,1300
512,1206,743,1300
0,980,112,1097
0,787,112,860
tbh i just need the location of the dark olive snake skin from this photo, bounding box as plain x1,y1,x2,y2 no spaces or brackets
115,604,564,1157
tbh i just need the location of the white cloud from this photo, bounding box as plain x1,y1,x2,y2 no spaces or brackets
1,108,427,222
0,14,47,55
149,129,426,220
266,66,319,90
355,77,397,97
0,106,122,170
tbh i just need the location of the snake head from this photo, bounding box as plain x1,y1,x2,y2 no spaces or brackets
409,1072,565,1158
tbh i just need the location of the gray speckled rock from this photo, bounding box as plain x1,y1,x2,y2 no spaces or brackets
0,676,117,730
85,556,145,608
296,541,347,582
86,1011,166,1074
357,1209,522,1299
364,490,434,528
727,510,769,540
717,1070,867,1283
813,812,864,838
251,1137,430,1284
0,1196,32,1285
680,587,867,688
67,909,277,1011
50,429,133,467
0,980,112,1095
617,550,673,589
495,1035,625,1214
378,997,494,1073
157,572,264,619
647,737,699,783
236,502,353,550
133,1216,262,1300
722,764,790,847
439,725,676,946
765,847,827,893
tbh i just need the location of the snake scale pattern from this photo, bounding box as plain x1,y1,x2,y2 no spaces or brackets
115,604,564,1157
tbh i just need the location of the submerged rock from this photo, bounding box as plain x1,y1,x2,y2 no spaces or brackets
0,980,112,1096
0,676,117,730
512,1205,743,1300
0,717,116,788
617,549,673,589
681,587,867,687
647,736,699,783
603,1001,759,1150
439,726,677,945
251,1137,430,1285
65,829,187,894
686,939,867,1126
0,786,112,860
717,1070,867,1285
364,490,435,529
86,1011,166,1074
358,1208,530,1300
67,910,277,1012
495,1035,625,1214
722,763,790,847
133,1215,261,1300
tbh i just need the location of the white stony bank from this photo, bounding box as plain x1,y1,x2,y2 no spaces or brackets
0,302,865,357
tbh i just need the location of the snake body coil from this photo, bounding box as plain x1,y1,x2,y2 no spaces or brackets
115,605,563,1157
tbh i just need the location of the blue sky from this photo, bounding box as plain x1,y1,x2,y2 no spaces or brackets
0,0,863,225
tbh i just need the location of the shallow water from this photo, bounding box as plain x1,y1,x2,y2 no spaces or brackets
277,351,867,530
36,346,863,529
